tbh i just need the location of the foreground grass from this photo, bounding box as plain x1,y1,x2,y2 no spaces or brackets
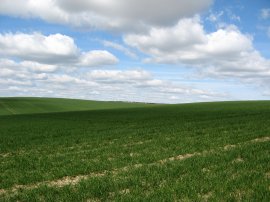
0,100,270,201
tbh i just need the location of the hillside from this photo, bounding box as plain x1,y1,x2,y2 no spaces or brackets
0,97,152,116
0,100,270,201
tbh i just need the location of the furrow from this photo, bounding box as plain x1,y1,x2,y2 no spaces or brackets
1,136,269,197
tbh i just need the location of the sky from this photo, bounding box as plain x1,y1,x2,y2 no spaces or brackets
0,0,270,103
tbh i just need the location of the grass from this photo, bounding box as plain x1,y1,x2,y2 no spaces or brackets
0,98,269,201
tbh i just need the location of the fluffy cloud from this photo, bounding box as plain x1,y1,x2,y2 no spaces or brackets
0,32,118,67
125,18,206,55
79,51,118,67
0,0,213,32
0,33,78,64
124,17,270,79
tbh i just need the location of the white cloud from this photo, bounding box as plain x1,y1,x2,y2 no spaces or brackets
0,32,118,67
87,69,151,83
0,0,213,32
261,8,270,19
0,78,32,86
48,74,97,86
125,18,206,54
0,57,225,103
21,61,58,73
124,17,270,80
0,32,78,64
0,68,15,77
0,59,54,79
85,69,226,102
79,51,118,67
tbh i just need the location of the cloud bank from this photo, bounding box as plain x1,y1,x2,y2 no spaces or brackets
0,32,118,67
124,17,270,79
0,0,213,32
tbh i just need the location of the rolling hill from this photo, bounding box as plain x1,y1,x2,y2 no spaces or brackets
0,97,152,116
0,98,269,201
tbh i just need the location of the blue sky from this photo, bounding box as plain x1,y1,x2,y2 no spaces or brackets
0,0,269,103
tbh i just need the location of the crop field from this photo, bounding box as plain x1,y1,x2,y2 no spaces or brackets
0,98,150,116
0,98,270,201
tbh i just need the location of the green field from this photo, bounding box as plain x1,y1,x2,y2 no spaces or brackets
0,97,151,116
0,98,270,201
